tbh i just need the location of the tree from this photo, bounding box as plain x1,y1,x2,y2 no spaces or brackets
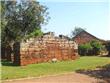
71,27,85,37
90,40,103,55
1,0,49,45
1,0,49,61
1,1,7,41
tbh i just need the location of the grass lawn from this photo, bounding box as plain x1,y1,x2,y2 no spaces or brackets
1,56,110,80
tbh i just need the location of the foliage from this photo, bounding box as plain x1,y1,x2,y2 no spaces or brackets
105,42,110,56
26,28,43,39
71,27,85,37
90,40,103,55
1,56,110,80
1,0,49,45
78,43,93,56
78,40,103,56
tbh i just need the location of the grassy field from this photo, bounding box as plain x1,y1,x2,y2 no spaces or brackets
1,56,110,80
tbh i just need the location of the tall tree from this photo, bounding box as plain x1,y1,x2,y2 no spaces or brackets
1,0,49,45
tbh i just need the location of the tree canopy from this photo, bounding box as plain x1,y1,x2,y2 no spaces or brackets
1,0,49,45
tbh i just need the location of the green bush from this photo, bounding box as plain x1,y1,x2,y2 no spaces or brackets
90,40,103,55
78,43,93,56
78,40,103,56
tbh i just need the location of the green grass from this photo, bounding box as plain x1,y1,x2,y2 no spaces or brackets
1,56,110,80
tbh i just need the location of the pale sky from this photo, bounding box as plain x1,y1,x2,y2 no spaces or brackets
37,0,110,40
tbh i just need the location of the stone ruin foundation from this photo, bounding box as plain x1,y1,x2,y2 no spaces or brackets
6,32,79,66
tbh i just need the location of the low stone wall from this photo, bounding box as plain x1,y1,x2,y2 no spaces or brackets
13,33,78,66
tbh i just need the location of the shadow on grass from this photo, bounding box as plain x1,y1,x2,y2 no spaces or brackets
1,60,19,66
76,64,110,83
99,54,110,57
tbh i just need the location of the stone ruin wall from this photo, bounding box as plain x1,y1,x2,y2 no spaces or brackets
15,33,78,66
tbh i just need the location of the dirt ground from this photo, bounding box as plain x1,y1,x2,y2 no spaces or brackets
2,72,106,83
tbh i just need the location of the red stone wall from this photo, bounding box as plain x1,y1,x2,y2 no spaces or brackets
16,33,78,66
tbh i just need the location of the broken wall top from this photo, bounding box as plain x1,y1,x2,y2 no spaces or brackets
20,32,78,50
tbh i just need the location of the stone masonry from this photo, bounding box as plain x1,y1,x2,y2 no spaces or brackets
13,32,78,66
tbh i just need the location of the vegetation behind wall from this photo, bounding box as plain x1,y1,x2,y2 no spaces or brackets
78,40,105,56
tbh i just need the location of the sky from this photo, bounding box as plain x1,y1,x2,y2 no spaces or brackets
37,0,110,40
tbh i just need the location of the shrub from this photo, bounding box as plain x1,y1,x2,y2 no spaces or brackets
78,40,104,56
90,40,103,55
78,43,93,56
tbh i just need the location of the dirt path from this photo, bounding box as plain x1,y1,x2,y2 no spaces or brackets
2,72,106,83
